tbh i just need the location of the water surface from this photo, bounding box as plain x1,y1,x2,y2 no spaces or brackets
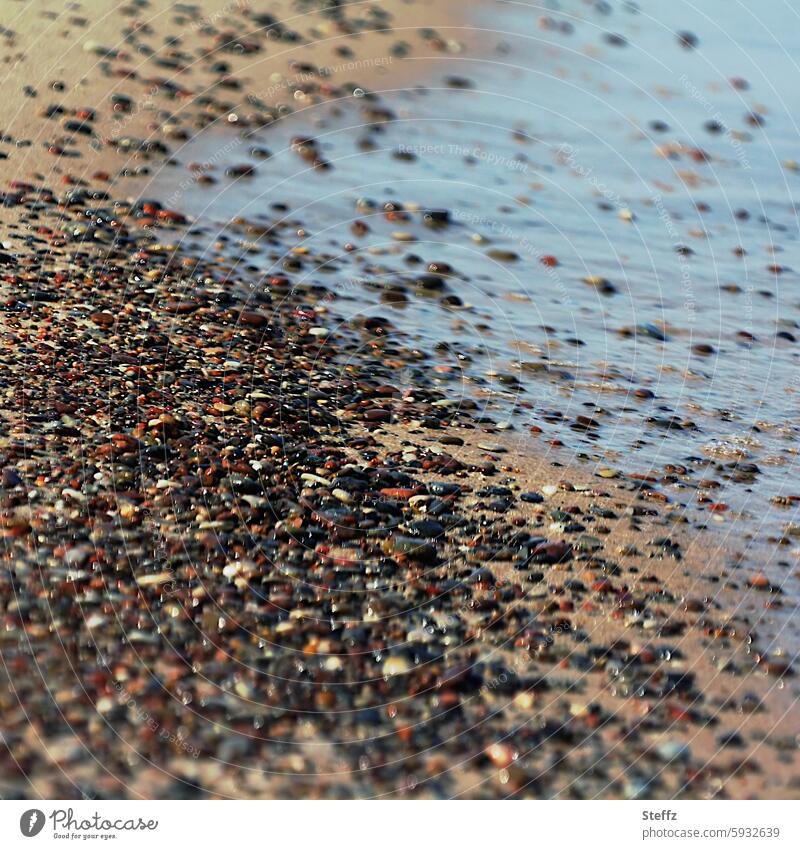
155,0,800,620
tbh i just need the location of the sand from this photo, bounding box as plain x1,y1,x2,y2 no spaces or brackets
0,0,466,190
0,0,797,800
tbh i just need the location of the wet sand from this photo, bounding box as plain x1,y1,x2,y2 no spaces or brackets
0,0,798,800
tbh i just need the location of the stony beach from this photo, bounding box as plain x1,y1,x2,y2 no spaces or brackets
0,0,798,800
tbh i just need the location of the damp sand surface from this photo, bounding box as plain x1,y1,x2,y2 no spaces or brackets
154,0,800,639
0,0,799,800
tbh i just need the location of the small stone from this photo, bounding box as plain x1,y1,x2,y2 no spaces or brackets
333,488,356,505
136,571,174,587
383,656,411,676
656,741,690,762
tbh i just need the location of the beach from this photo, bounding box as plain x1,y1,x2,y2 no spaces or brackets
0,0,798,800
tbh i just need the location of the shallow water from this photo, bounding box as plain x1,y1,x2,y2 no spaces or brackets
154,0,800,598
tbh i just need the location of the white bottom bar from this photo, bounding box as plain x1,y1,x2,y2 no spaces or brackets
1,800,797,848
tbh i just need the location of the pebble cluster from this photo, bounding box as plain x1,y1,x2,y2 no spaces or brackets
0,181,795,799
0,0,798,800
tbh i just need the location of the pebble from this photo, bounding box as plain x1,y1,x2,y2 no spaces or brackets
383,656,412,676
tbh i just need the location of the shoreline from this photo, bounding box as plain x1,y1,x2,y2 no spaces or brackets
0,0,798,800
